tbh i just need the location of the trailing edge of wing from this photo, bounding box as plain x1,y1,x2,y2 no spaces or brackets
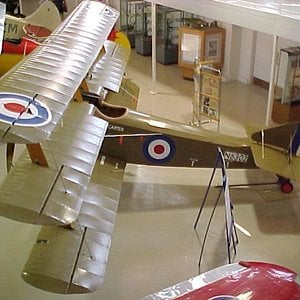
0,3,4,53
0,0,118,144
0,102,108,225
86,40,131,94
22,157,124,294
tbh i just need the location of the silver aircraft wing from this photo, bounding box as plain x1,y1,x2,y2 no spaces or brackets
0,2,5,53
22,156,125,294
0,0,119,144
0,102,107,225
0,101,125,293
86,40,131,94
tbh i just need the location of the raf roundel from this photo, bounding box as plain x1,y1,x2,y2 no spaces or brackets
0,93,52,127
143,135,176,163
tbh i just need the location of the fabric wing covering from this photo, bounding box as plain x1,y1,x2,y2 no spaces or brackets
0,0,127,294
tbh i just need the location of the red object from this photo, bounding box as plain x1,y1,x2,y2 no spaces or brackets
107,29,117,41
3,37,40,55
281,181,294,193
4,103,26,114
119,136,124,145
177,261,300,300
23,24,52,39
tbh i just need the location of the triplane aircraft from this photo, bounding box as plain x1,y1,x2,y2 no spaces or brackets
0,0,299,295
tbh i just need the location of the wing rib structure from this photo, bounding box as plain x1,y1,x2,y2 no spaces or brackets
0,1,128,293
0,0,119,144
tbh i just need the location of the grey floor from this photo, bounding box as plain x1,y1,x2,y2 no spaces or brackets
0,51,299,300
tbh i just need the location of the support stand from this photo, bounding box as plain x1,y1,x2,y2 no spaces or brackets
194,147,238,272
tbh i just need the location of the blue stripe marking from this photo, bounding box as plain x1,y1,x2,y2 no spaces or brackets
291,124,300,155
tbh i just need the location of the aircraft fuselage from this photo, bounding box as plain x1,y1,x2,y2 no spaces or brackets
100,108,257,170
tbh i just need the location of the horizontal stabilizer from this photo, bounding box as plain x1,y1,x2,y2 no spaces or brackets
0,102,108,225
86,40,130,94
0,1,118,144
250,122,298,152
247,123,300,181
22,158,124,294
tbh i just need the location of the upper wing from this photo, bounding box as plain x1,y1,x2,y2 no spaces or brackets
0,2,4,53
0,0,119,144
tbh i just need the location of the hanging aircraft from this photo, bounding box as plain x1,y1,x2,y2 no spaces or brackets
0,0,299,295
144,260,300,299
0,1,61,75
3,0,60,41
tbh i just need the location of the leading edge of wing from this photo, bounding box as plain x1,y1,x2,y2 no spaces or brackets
0,0,119,144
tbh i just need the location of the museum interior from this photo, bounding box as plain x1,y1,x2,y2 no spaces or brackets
0,0,300,299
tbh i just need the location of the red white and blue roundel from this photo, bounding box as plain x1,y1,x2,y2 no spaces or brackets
143,135,175,163
0,92,52,127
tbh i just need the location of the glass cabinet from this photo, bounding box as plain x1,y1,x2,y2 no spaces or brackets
272,46,300,123
156,6,181,65
119,0,143,48
135,1,152,55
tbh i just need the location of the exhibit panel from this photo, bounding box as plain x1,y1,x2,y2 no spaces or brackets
178,24,225,79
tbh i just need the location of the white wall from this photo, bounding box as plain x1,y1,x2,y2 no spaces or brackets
222,23,240,82
253,33,300,84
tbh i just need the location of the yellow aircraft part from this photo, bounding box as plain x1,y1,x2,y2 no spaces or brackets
105,78,139,110
0,53,23,75
114,31,131,52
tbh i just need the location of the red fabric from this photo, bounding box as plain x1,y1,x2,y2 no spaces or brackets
177,261,300,300
3,38,39,55
23,24,52,38
107,29,117,41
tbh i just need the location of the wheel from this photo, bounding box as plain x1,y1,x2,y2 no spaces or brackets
280,181,294,193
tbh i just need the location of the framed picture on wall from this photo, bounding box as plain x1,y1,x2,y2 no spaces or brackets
205,32,223,64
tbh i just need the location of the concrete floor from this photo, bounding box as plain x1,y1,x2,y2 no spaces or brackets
0,49,299,299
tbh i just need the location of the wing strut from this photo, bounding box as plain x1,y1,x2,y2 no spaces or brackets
26,144,48,167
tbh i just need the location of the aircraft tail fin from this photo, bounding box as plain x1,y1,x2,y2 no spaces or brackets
24,1,61,32
246,122,300,181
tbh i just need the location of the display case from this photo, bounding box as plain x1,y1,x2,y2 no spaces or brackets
135,1,152,56
178,24,225,79
119,0,143,48
156,6,181,65
272,46,300,123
